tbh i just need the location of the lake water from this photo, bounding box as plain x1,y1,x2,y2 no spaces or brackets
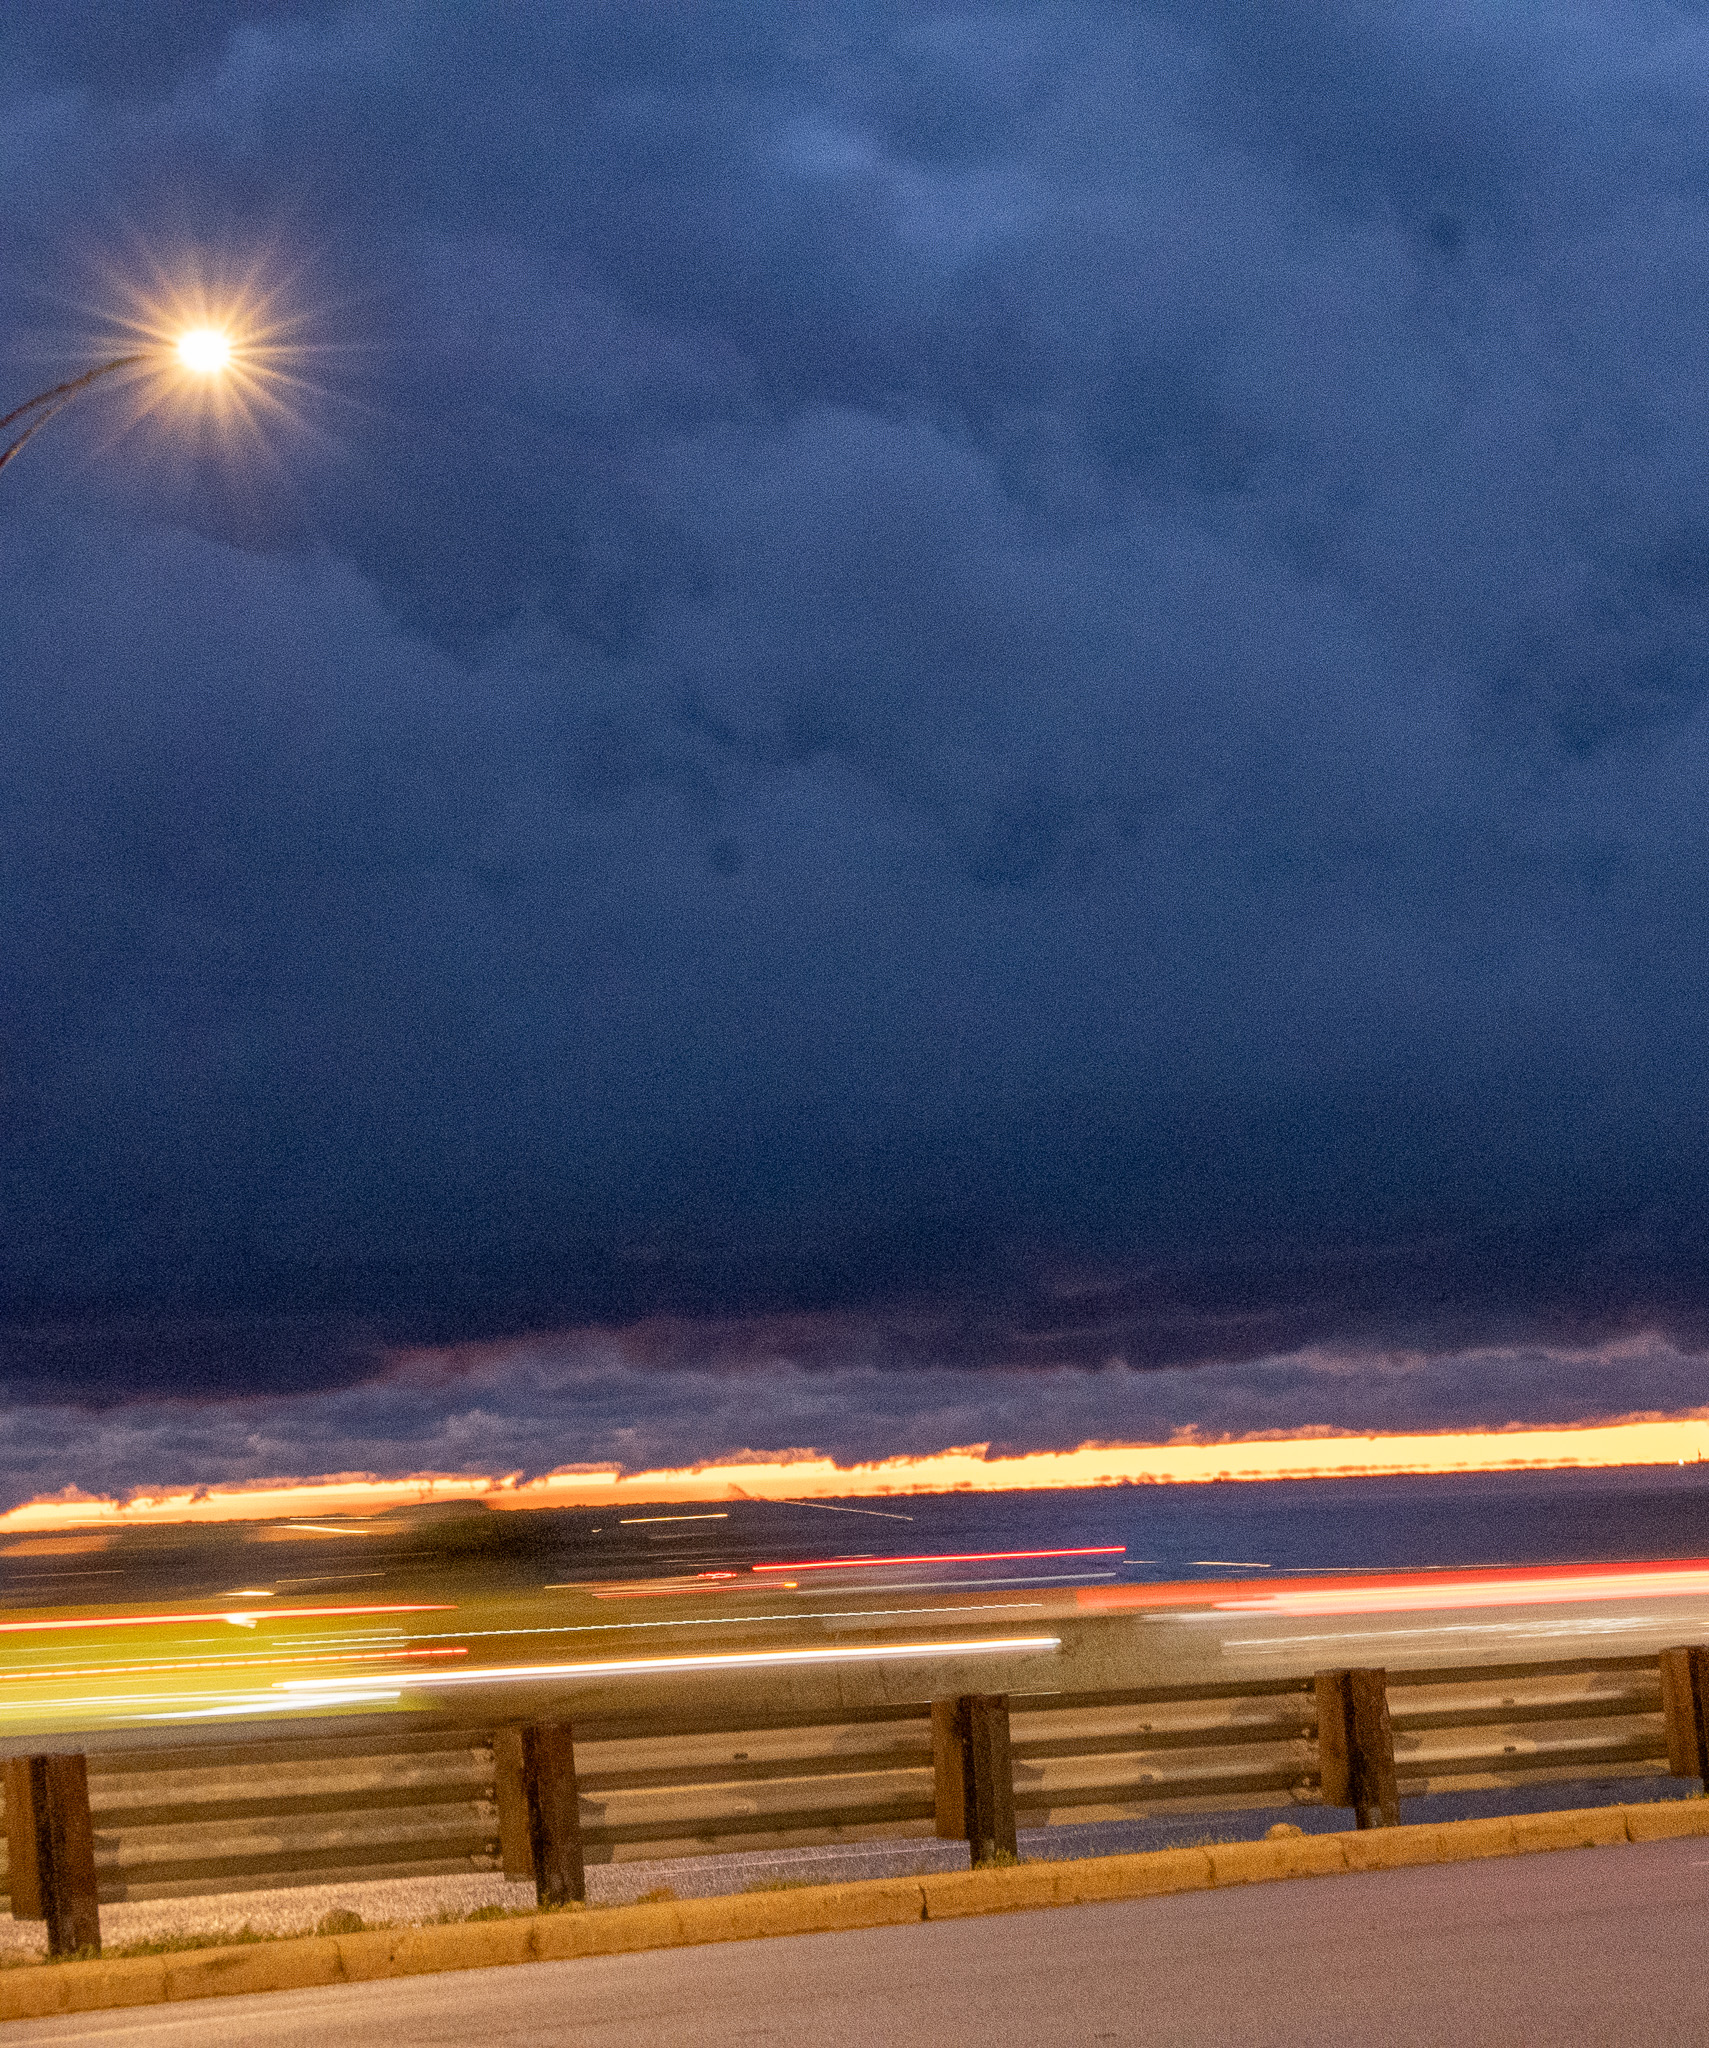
541,1462,1709,1589
838,1462,1709,1579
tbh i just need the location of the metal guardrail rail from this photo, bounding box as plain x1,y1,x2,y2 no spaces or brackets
0,1654,1681,1906
1387,1658,1666,1794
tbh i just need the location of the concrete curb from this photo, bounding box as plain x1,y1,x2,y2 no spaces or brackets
5,1799,1707,2023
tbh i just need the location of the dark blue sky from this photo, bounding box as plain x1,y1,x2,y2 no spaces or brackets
5,3,1709,1498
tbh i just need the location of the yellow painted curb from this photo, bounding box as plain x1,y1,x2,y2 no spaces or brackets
4,1799,1706,2024
1624,1800,1709,1842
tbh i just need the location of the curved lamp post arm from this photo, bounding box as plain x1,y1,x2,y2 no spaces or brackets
0,353,149,475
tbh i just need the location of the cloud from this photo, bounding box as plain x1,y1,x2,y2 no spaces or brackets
5,5,1709,1466
4,1324,1709,1514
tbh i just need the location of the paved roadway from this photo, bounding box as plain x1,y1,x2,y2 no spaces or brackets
10,1837,1709,2047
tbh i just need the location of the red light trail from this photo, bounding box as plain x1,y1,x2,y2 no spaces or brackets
0,1604,453,1635
750,1546,1125,1574
1076,1558,1709,1617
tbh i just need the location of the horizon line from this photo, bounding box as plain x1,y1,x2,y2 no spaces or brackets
5,1412,1709,1532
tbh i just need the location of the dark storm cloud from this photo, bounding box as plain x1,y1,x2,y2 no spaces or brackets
6,1329,1707,1511
6,3,1709,1438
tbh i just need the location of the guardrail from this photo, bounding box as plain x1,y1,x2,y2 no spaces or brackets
4,1647,1703,1955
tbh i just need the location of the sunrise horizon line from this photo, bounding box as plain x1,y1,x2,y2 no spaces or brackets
5,1412,1709,1533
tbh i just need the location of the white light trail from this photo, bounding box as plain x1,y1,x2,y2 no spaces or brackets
401,1604,1047,1644
277,1634,1062,1692
146,1690,403,1720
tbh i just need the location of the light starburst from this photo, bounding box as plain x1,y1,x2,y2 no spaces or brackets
3,244,329,480
176,328,233,377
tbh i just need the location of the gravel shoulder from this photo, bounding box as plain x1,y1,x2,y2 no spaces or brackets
0,1838,974,1962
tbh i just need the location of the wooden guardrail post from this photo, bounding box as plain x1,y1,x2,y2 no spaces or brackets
932,1694,1018,1864
492,1728,533,1880
1315,1669,1399,1829
4,1755,101,1954
1659,1647,1709,1786
519,1721,585,1906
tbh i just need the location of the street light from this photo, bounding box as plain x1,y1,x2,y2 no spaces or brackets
0,328,236,477
175,329,232,376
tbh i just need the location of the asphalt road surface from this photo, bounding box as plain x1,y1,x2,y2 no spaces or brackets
10,1837,1709,2048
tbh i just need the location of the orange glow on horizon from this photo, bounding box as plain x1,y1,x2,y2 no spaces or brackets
5,1412,1709,1534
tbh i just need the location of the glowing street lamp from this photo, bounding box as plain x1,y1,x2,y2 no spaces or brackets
0,326,237,477
175,328,232,377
